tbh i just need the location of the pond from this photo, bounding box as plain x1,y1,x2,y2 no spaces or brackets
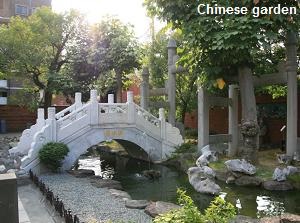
77,147,300,219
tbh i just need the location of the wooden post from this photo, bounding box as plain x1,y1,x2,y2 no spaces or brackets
286,32,298,157
198,87,209,152
228,85,239,156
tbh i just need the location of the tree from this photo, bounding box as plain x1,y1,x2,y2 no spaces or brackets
144,0,299,161
143,27,198,123
0,7,86,109
89,17,141,102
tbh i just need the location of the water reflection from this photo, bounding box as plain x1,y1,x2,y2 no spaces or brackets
77,153,300,218
256,195,285,218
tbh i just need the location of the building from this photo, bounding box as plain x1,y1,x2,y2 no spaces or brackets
0,0,51,105
0,0,51,24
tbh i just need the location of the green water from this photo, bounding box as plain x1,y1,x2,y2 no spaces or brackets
78,152,300,219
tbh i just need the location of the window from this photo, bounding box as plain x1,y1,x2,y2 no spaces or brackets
31,7,37,14
15,5,28,16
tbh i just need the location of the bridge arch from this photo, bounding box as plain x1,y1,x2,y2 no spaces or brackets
10,90,183,173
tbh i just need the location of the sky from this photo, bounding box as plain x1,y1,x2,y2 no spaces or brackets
52,0,163,41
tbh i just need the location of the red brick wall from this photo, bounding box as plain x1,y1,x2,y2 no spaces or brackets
0,105,36,132
184,94,293,145
0,105,68,132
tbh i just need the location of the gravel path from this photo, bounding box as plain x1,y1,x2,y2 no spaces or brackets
40,173,152,223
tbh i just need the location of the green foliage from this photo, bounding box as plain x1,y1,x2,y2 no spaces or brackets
153,188,203,223
184,128,198,139
0,7,87,108
153,188,236,223
38,142,69,172
175,142,197,154
204,196,236,223
144,0,299,94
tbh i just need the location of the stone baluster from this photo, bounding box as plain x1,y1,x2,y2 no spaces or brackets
127,91,135,123
47,107,57,142
108,94,114,104
159,108,166,140
36,108,45,127
74,92,82,110
198,87,209,152
228,85,239,157
286,32,298,157
90,90,99,125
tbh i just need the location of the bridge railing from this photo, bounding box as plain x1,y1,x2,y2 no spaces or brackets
15,90,183,171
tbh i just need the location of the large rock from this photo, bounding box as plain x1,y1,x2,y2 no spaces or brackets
263,180,294,191
0,164,6,174
230,215,259,223
144,201,181,218
260,213,300,223
125,200,150,209
277,154,293,165
225,159,256,175
235,176,262,186
90,179,123,190
189,177,221,195
196,145,218,167
108,189,131,200
67,169,95,178
273,166,298,182
273,168,287,182
188,166,216,180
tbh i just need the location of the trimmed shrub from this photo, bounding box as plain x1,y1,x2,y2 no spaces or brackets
38,142,69,172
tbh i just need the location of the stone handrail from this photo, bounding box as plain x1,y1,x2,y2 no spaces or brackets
99,103,128,114
55,104,76,119
134,104,160,127
57,104,90,130
21,124,51,170
14,90,183,172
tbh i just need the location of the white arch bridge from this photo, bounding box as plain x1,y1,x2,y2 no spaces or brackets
10,90,183,173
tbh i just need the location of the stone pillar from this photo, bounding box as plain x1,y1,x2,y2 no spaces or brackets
90,90,99,125
141,67,150,110
127,91,135,123
36,108,45,126
167,38,177,126
286,32,298,157
0,173,18,223
108,94,114,104
127,91,134,103
159,108,166,139
228,85,239,157
47,107,56,141
74,92,82,109
198,87,209,152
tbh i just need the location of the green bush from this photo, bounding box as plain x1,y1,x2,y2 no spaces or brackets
153,188,236,223
175,142,197,154
38,142,69,172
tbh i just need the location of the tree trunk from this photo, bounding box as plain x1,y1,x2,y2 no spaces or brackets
44,90,52,110
116,72,122,103
238,66,259,163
